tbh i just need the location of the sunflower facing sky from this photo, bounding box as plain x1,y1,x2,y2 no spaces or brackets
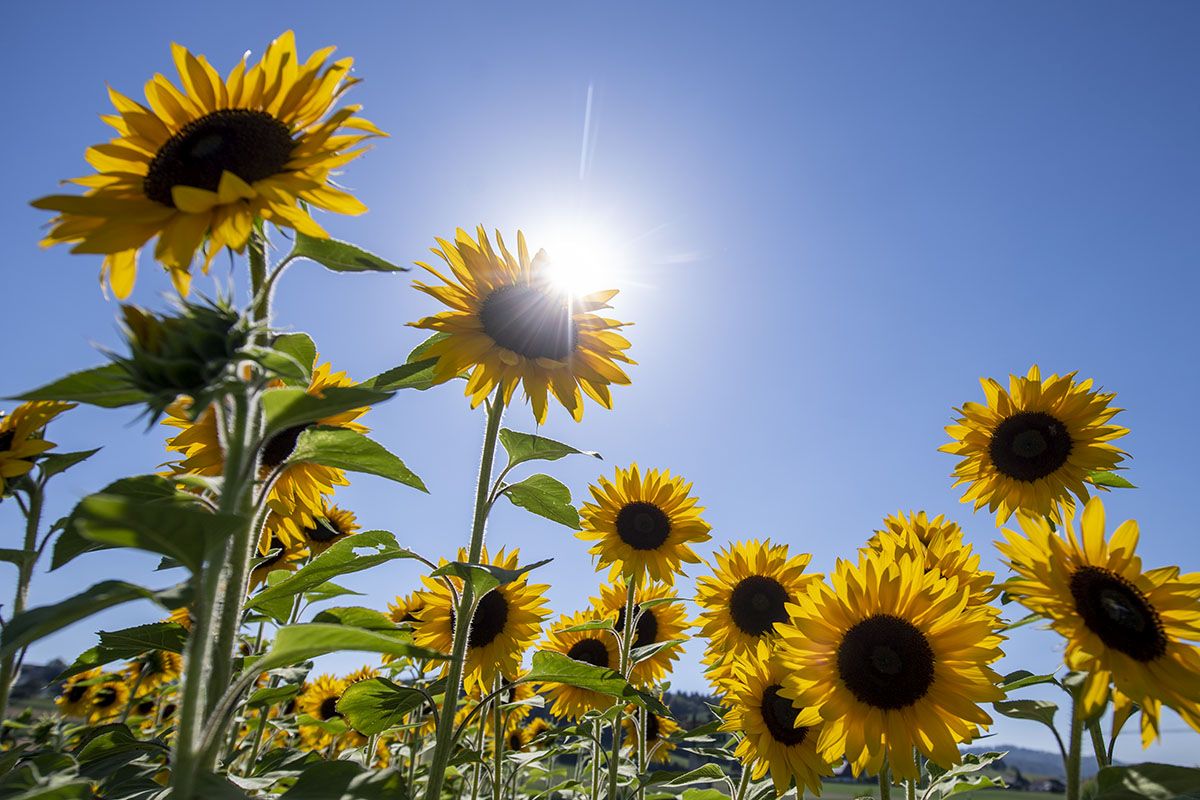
0,401,75,495
942,366,1128,523
409,226,634,423
864,512,999,608
32,31,382,298
591,580,690,686
577,464,711,586
996,497,1200,746
413,546,550,693
539,609,622,720
721,640,831,796
775,550,1005,781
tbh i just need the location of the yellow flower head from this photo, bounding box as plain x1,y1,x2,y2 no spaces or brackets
775,550,1005,781
864,512,999,608
622,705,682,764
0,401,75,495
124,650,183,693
301,502,361,556
298,673,347,751
539,610,621,720
577,464,711,586
941,366,1128,523
88,677,132,723
409,227,634,423
997,496,1200,746
56,668,102,718
591,580,690,687
32,31,384,298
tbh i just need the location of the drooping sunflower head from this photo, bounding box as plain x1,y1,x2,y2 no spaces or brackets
387,592,426,626
577,464,711,586
775,551,1005,781
696,539,819,657
997,496,1200,744
941,366,1128,523
249,534,307,590
864,512,998,608
409,227,634,423
720,640,830,796
56,668,103,717
622,704,682,764
540,610,622,720
124,650,183,693
0,401,75,496
301,502,360,556
592,580,690,687
32,31,384,298
413,546,550,693
88,677,132,723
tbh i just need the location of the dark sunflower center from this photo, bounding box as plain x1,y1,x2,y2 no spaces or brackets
261,424,310,470
478,284,577,361
93,687,119,709
567,637,611,668
760,685,808,746
729,576,791,637
162,703,177,719
615,604,659,649
468,590,510,649
508,731,524,750
259,538,286,569
143,651,166,675
318,696,340,721
143,109,294,207
136,700,156,716
66,684,88,703
1069,566,1167,662
306,517,344,543
0,430,15,452
615,502,671,551
837,614,936,710
989,411,1073,482
645,713,661,743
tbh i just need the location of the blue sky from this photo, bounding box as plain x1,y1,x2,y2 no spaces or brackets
5,1,1199,765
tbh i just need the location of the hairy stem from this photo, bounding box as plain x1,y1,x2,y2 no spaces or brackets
1066,694,1084,800
0,481,43,726
607,580,637,800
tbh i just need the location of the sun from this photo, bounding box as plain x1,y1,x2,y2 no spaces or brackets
538,222,625,296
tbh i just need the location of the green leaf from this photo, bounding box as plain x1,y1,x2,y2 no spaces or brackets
262,386,392,438
281,760,409,799
312,606,399,631
680,790,730,800
58,622,190,676
271,333,317,384
921,752,1008,800
75,724,168,763
251,623,445,674
246,684,302,708
305,582,364,603
1003,611,1045,632
999,670,1059,692
560,619,614,633
524,651,668,715
641,764,726,789
337,677,427,735
431,558,553,597
360,359,440,393
291,231,407,273
52,475,208,570
1,782,95,800
13,363,147,408
631,638,687,665
0,581,166,659
1088,470,1137,490
992,698,1057,729
247,530,421,617
1094,763,1200,799
290,427,426,492
37,448,101,480
501,474,579,528
498,429,599,470
70,492,240,573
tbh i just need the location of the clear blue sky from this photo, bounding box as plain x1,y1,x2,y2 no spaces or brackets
5,1,1199,764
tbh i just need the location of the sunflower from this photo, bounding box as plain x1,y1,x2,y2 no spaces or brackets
88,678,132,722
298,673,347,750
503,725,534,753
577,464,711,586
165,606,194,631
32,31,382,298
941,366,1128,523
124,650,183,693
301,502,360,555
996,497,1200,745
864,512,998,608
56,668,102,717
0,401,75,495
623,705,681,765
540,610,622,720
387,592,426,625
164,358,370,545
249,534,307,589
409,226,633,423
526,717,553,744
775,550,1004,780
413,547,550,693
721,641,830,795
696,539,819,659
592,580,690,686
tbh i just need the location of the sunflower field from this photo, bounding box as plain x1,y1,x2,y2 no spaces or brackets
3,26,1200,800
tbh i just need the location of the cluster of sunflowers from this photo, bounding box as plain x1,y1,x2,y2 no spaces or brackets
1,26,1198,800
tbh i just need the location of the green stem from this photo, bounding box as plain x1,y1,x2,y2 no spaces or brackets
492,677,504,800
879,759,892,800
423,395,506,800
1088,719,1108,770
607,581,637,800
0,481,43,725
635,706,647,800
470,719,486,800
590,719,603,800
906,746,919,800
733,768,751,800
1066,693,1084,800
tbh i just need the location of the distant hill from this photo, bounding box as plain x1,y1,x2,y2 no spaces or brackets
964,744,1103,780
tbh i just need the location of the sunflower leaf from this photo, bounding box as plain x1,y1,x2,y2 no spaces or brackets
999,670,1059,692
271,333,317,383
249,623,445,674
524,651,670,715
630,638,687,665
498,429,600,470
431,558,553,597
291,231,407,273
13,363,148,408
992,698,1058,730
57,622,189,680
245,684,302,708
1087,470,1137,490
36,448,102,480
312,606,399,631
262,386,392,438
641,764,727,789
337,677,427,735
288,427,427,492
359,359,441,393
1093,763,1200,800
501,474,580,528
279,760,409,799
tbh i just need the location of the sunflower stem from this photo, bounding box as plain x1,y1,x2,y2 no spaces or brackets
878,759,892,800
732,767,751,800
1066,691,1084,800
608,580,637,800
591,718,603,800
424,394,506,800
1087,719,1108,769
470,718,487,800
0,480,43,727
635,705,647,800
492,676,504,800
